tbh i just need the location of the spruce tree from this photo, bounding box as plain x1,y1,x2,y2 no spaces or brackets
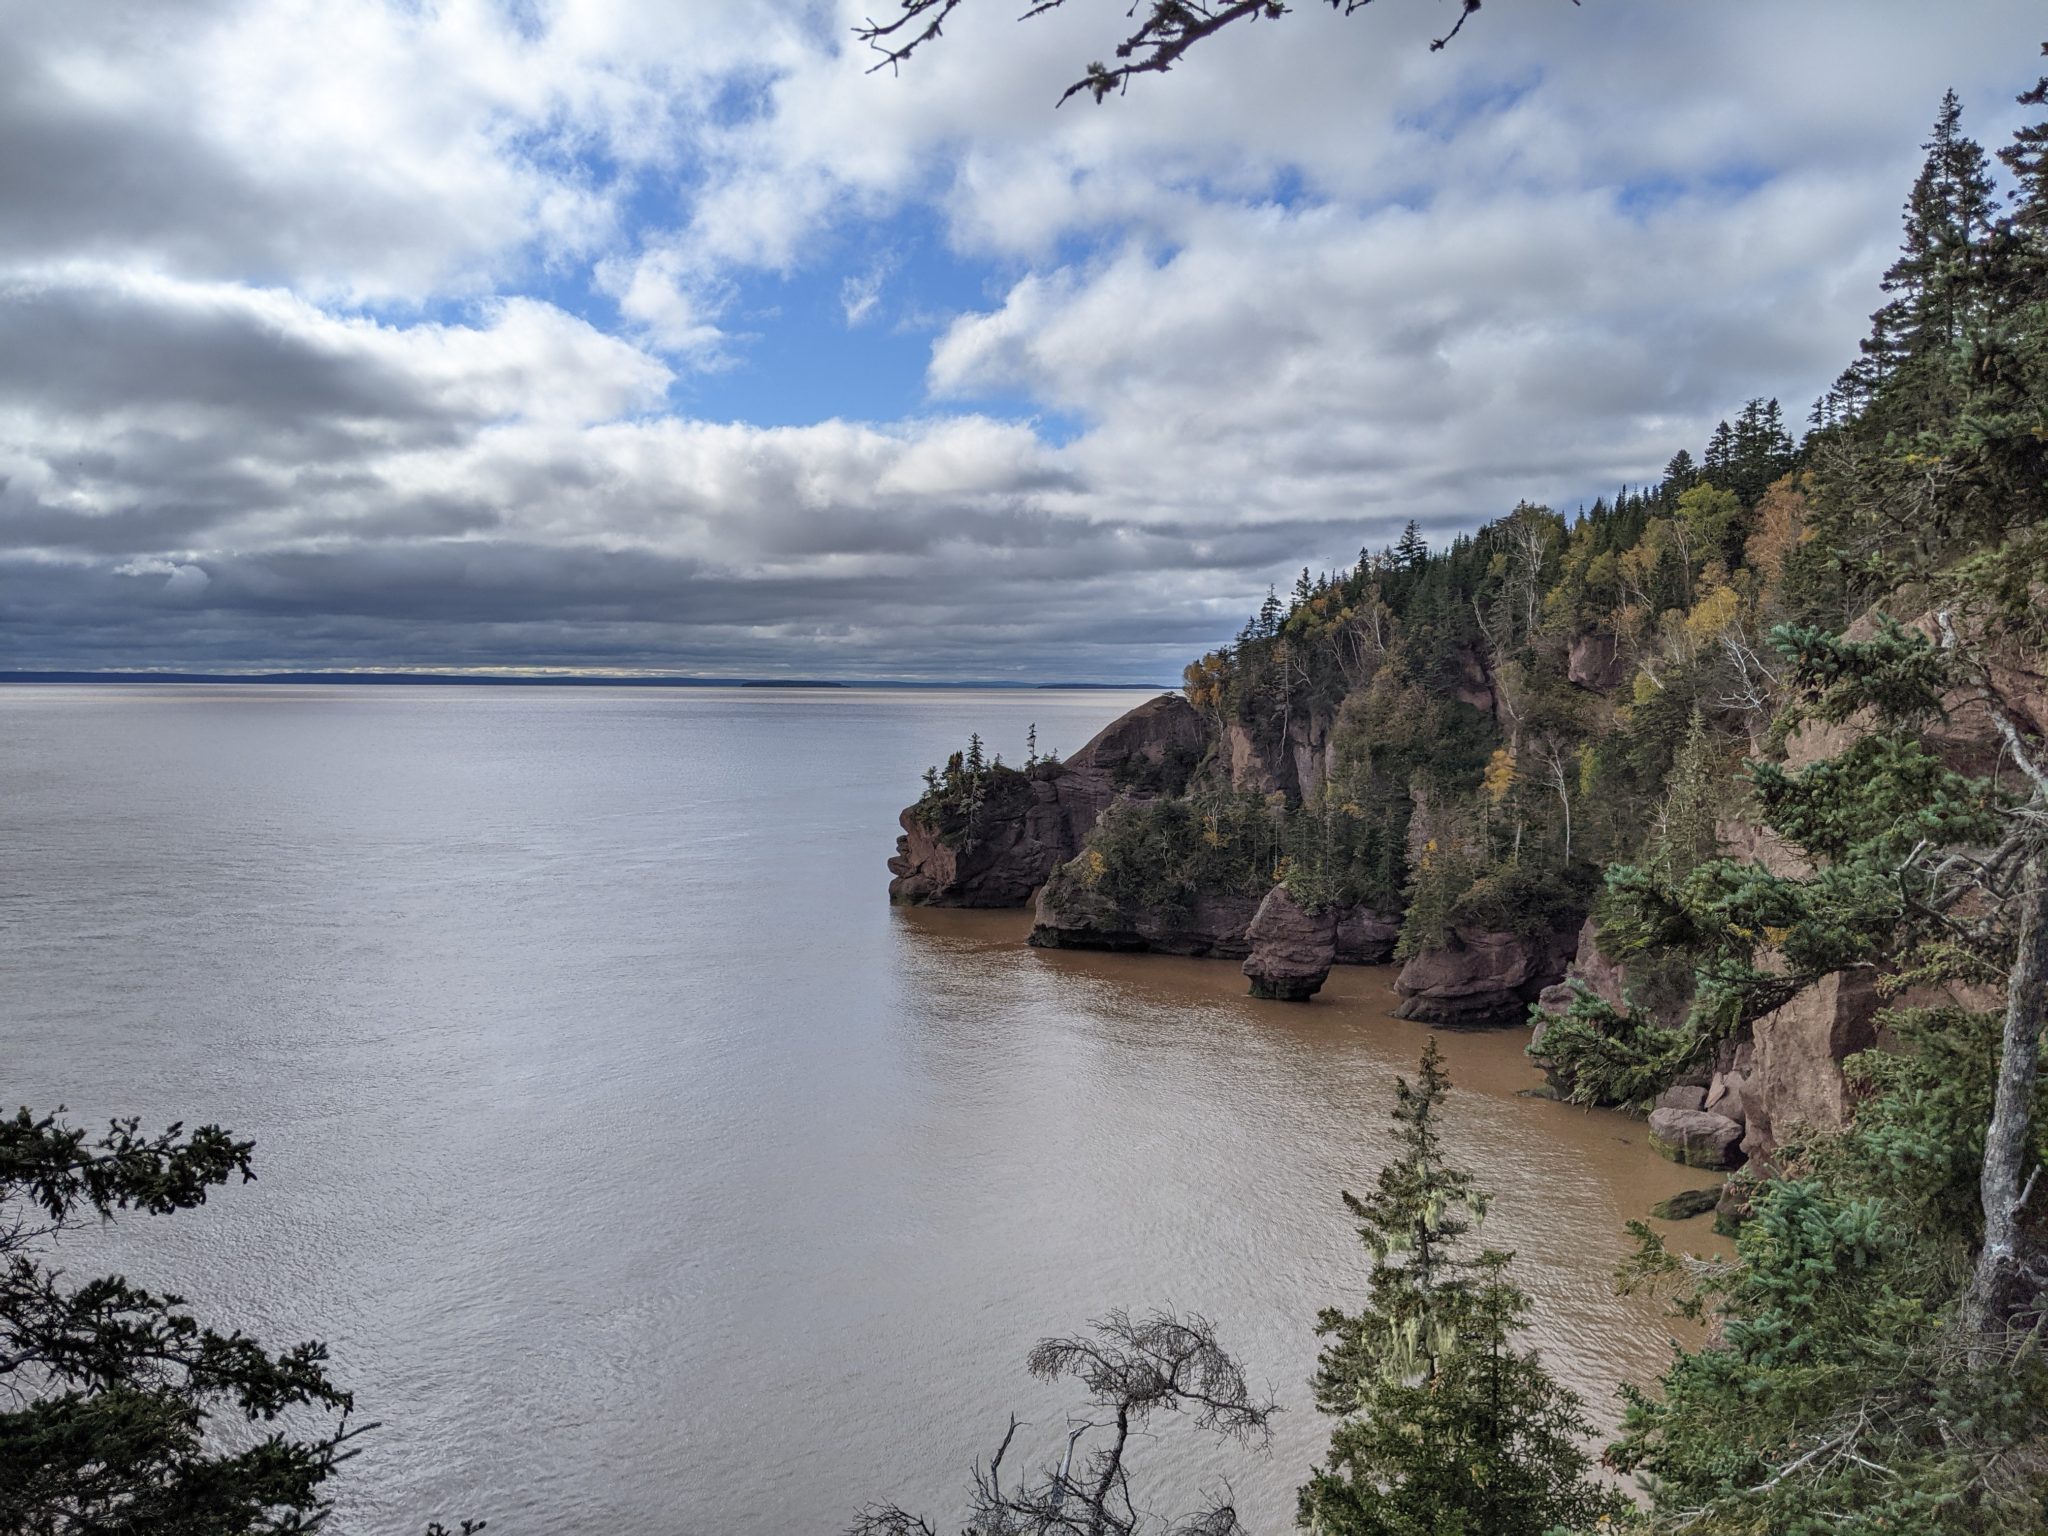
1998,47,2048,289
1703,419,1735,481
1298,1042,1623,1536
1259,585,1285,638
1855,90,1999,419
1394,521,1428,571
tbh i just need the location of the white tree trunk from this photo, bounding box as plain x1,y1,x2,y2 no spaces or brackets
1965,849,2047,1352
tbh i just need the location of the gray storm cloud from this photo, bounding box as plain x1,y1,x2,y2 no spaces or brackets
2,1,2043,678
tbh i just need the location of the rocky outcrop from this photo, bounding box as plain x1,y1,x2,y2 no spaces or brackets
1454,646,1496,715
1744,966,1883,1159
1567,630,1628,691
1223,721,1286,798
1713,817,1812,880
1528,914,1698,1089
1650,1107,1745,1169
889,693,1206,906
1527,946,1880,1168
1029,883,1261,958
1393,925,1577,1026
1222,713,1339,804
1782,603,2048,779
886,769,1082,907
1242,886,1338,1001
1335,905,1401,964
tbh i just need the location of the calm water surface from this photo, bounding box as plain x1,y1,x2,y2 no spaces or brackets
1,685,1717,1534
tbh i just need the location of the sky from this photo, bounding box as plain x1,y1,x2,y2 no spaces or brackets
2,1,2044,682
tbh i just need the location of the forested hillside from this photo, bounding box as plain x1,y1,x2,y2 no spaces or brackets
887,65,2048,1532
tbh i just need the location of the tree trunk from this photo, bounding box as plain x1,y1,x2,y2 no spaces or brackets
1965,848,2048,1353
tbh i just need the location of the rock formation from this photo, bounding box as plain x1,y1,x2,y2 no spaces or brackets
1029,884,1261,958
1566,630,1628,691
1743,966,1883,1160
1392,924,1577,1026
1649,1106,1746,1169
1334,905,1401,964
1528,915,1698,1091
1781,603,2048,779
1242,886,1338,1001
888,693,1205,906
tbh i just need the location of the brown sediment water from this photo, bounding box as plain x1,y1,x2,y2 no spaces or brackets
2,683,1729,1534
896,906,1731,1501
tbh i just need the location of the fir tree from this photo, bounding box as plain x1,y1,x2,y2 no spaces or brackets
1998,47,2048,293
1858,91,1999,412
1703,419,1735,481
1259,585,1285,638
1298,1042,1623,1536
1394,521,1428,571
1651,709,1721,885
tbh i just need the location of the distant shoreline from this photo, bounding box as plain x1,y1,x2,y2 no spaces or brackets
0,671,1173,691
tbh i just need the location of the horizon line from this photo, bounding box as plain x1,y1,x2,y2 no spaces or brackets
0,669,1178,692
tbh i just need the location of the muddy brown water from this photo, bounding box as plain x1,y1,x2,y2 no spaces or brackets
3,684,1723,1533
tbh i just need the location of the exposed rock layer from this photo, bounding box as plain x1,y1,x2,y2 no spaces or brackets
1029,886,1262,958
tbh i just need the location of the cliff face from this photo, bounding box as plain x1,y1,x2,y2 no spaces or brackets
887,693,1206,907
1781,604,2048,780
1030,883,1263,958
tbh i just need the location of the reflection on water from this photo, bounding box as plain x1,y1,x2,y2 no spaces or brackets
1,685,1723,1534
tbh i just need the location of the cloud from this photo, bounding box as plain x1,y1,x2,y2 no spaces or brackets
841,266,886,327
2,1,2045,676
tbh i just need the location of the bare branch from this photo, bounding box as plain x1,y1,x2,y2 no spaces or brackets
853,0,1574,104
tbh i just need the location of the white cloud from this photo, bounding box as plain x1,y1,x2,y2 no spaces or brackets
841,266,886,327
4,0,2047,673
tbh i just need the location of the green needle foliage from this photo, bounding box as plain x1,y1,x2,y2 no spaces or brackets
1298,1041,1625,1536
0,1107,478,1536
1613,1006,2048,1534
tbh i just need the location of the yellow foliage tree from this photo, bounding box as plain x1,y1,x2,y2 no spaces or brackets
1682,583,1743,644
1482,747,1517,806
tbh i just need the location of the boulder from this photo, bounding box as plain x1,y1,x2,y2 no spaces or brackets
1649,1107,1745,1169
1705,1066,1749,1126
1393,925,1577,1027
1567,630,1628,691
1650,1186,1723,1221
889,693,1205,906
1334,904,1401,965
1655,1084,1708,1112
1746,966,1883,1158
1242,886,1338,1001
